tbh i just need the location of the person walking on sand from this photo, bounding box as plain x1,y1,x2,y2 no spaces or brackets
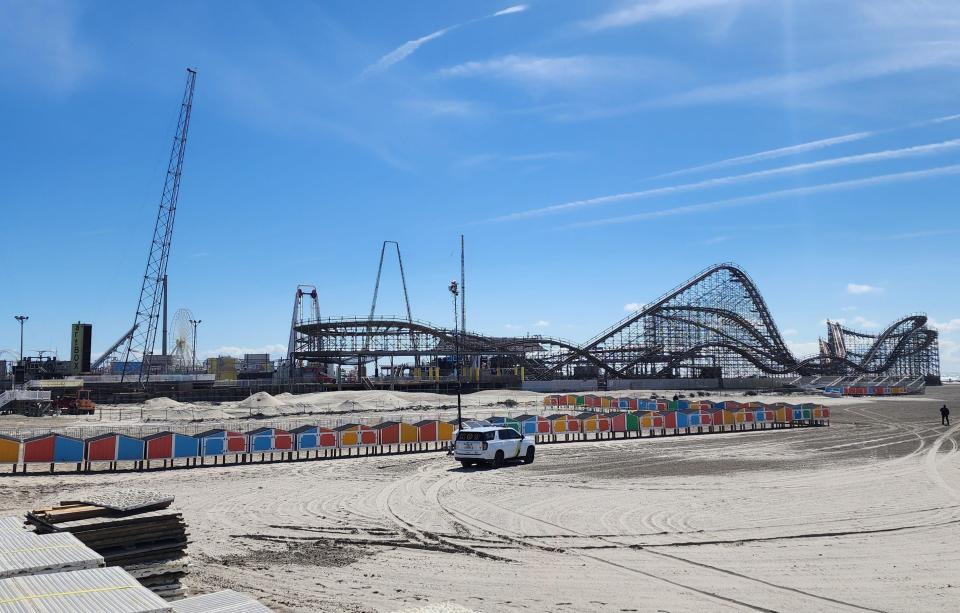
941,404,950,426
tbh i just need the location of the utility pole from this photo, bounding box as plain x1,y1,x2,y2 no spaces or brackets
14,315,28,362
448,281,462,431
189,319,201,378
161,275,168,357
460,235,467,379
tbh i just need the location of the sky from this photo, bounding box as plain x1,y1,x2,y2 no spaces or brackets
1,0,959,376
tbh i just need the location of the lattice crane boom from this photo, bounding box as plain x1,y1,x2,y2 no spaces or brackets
119,68,197,383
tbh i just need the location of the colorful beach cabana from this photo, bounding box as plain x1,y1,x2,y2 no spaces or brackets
246,427,293,453
578,412,610,433
197,429,247,456
515,414,551,436
609,411,639,433
0,435,21,464
23,433,84,463
287,425,335,451
488,416,521,432
547,413,581,434
85,433,144,462
143,431,199,460
373,421,418,445
336,424,377,446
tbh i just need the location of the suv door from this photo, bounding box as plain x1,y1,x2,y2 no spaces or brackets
498,428,522,459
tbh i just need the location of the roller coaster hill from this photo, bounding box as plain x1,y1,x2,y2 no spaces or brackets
291,263,941,393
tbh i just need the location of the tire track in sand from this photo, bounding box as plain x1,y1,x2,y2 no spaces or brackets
429,463,883,613
924,423,960,501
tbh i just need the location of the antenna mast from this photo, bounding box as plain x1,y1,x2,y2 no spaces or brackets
120,69,197,383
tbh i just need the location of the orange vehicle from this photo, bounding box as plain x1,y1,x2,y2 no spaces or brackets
54,389,96,415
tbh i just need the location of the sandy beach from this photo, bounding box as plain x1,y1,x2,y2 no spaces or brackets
1,387,958,612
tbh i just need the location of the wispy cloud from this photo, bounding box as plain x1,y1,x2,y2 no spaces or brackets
847,283,883,295
569,45,960,119
402,98,480,117
584,0,747,32
850,316,880,329
624,302,645,312
930,318,960,332
659,44,960,107
493,140,960,222
700,235,733,245
562,164,960,228
360,5,528,78
0,0,97,91
652,134,873,180
438,54,645,88
494,5,529,17
533,320,550,327
646,114,960,180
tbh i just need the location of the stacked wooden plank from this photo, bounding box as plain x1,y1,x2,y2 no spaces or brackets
26,490,190,599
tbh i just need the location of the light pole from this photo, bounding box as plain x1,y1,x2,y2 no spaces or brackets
14,315,28,362
448,281,462,431
189,319,201,378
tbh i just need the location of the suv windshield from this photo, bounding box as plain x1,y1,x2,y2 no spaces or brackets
457,431,495,441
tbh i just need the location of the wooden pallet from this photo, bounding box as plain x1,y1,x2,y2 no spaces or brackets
26,495,189,598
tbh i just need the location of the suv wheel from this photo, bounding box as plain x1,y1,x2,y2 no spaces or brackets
523,446,535,465
493,450,505,468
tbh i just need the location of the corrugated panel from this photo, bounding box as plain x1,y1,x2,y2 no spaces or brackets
0,532,104,579
0,519,24,533
0,566,171,612
171,589,272,613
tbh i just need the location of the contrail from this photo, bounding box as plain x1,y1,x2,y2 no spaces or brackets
360,5,528,78
490,138,960,222
563,164,960,229
651,113,960,180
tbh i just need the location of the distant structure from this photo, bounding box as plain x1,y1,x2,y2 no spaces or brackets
291,263,940,385
170,308,196,372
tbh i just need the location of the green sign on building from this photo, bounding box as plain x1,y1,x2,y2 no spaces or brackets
71,323,92,374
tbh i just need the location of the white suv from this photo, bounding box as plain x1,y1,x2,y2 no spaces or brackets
453,426,535,468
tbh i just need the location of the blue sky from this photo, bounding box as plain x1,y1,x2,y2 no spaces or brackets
1,0,959,375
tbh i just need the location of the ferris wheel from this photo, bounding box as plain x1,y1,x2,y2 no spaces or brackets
170,308,196,371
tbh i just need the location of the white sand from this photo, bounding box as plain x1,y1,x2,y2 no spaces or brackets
1,391,958,612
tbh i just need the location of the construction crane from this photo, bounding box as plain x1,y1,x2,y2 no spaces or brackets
112,68,197,384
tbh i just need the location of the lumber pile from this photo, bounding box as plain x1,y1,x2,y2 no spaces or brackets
26,489,189,599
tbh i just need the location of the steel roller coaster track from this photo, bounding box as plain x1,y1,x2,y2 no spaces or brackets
293,263,940,381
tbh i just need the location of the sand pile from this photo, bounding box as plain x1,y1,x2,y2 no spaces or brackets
144,397,185,410
236,392,283,409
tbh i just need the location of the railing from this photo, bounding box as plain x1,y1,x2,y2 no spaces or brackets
0,390,51,409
